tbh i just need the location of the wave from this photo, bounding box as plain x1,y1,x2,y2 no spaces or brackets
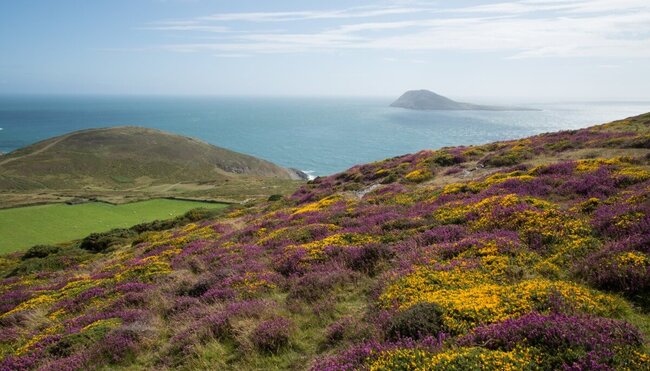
301,170,317,180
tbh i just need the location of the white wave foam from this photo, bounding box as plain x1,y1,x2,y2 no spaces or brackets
302,170,317,180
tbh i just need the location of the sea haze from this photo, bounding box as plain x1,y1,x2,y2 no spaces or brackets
1,96,649,176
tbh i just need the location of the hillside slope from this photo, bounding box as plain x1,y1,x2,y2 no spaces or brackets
0,127,304,206
0,113,649,370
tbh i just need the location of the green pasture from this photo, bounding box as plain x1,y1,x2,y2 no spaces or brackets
0,199,228,253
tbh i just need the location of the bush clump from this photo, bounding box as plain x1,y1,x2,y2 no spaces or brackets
268,194,283,201
48,319,121,357
251,317,293,353
387,302,444,340
404,169,433,183
573,234,650,302
21,244,61,260
287,269,353,303
80,229,136,252
432,151,464,166
130,207,227,234
10,245,91,277
459,312,645,369
483,148,531,167
321,317,374,349
343,244,393,276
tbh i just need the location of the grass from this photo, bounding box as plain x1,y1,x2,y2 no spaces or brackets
0,199,228,253
182,278,373,371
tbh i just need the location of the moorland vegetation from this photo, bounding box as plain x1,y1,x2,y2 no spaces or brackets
1,113,649,370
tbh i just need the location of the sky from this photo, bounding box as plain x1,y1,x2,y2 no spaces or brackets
1,0,649,101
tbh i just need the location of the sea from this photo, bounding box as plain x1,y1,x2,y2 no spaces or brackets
1,95,649,177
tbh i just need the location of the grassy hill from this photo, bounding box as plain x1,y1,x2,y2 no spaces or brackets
0,126,304,207
0,113,649,370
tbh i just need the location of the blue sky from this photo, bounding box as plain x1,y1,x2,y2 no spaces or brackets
1,0,649,100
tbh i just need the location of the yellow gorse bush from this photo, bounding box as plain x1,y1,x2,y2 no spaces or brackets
230,271,277,297
290,232,378,259
114,257,173,282
614,251,648,267
81,318,122,333
14,324,64,355
442,171,535,195
0,275,113,319
616,166,650,182
575,157,631,172
1,294,56,319
380,265,626,333
404,169,433,183
368,346,539,371
432,202,471,225
256,223,340,245
293,195,342,214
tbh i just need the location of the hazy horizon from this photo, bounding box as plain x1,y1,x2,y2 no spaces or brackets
2,93,650,105
2,0,650,100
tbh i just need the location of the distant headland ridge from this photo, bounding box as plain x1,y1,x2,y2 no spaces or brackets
390,89,539,111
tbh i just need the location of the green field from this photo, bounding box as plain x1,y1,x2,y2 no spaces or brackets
0,199,228,253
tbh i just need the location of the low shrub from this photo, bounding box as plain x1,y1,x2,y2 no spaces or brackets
483,148,531,167
287,267,355,303
574,234,650,297
343,244,393,275
251,317,293,353
273,249,309,276
130,207,228,234
94,327,142,364
268,194,283,201
9,245,91,277
311,335,446,371
166,313,231,358
39,353,90,371
21,244,61,260
322,317,374,349
387,302,444,340
404,169,433,183
368,346,537,370
443,166,463,176
545,139,578,152
625,134,650,149
432,151,464,167
381,172,399,184
48,319,121,357
80,229,136,252
459,312,644,369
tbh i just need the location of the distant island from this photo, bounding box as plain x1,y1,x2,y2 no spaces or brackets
390,89,538,111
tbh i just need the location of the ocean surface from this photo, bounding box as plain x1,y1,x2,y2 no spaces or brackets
1,96,649,176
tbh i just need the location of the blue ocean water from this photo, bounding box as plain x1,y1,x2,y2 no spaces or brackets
0,96,649,176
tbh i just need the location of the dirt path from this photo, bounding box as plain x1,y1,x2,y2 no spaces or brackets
0,135,69,166
157,182,182,192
